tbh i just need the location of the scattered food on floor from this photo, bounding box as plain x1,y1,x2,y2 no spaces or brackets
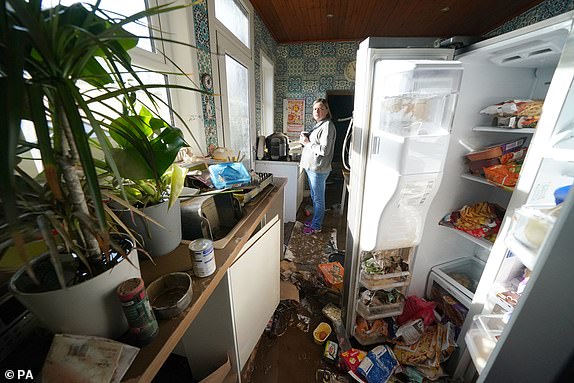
318,261,345,292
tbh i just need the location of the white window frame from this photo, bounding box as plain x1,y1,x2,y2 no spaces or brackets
260,50,275,137
209,0,256,168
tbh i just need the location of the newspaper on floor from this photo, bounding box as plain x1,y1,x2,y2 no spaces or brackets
41,333,139,383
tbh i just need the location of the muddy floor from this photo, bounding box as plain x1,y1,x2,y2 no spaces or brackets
244,176,349,383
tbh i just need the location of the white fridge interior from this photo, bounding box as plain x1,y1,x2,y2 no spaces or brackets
408,11,574,379
344,10,574,379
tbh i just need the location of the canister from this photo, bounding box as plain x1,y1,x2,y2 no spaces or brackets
116,277,158,345
189,238,216,277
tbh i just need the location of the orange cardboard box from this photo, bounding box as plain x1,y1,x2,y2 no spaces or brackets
318,262,344,291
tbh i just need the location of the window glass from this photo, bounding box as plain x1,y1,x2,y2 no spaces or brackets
215,0,250,48
224,54,251,166
261,53,274,136
43,0,153,51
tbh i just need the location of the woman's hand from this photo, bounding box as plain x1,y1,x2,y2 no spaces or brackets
299,131,310,145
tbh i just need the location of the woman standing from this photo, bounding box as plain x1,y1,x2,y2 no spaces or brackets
299,98,336,235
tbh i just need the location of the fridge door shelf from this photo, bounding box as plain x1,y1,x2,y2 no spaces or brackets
486,290,516,313
505,205,559,269
465,329,499,375
356,300,405,320
466,314,508,374
359,270,411,290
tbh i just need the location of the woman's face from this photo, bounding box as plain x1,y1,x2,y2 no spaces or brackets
313,102,329,122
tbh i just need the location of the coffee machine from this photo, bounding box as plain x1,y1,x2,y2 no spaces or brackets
265,132,289,160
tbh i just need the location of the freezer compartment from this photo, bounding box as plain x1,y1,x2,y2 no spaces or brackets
428,257,486,300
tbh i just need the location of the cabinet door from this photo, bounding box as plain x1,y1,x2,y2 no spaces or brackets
228,215,280,371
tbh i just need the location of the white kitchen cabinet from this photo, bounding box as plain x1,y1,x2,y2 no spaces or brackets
181,215,281,380
228,215,281,371
255,160,303,222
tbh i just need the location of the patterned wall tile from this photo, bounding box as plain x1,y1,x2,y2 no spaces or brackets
192,0,573,146
486,0,574,37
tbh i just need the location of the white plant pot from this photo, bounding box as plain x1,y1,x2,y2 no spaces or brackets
9,242,140,339
121,199,182,257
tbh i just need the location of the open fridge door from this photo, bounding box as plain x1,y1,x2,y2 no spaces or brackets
457,20,574,382
343,38,463,343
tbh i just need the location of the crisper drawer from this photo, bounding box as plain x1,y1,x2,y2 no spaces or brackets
429,256,486,301
426,271,470,335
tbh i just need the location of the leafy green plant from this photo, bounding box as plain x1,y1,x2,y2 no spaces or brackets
0,0,205,287
98,105,189,209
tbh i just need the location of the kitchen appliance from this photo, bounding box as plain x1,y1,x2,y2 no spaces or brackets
256,135,266,160
343,11,574,382
265,132,289,160
180,193,243,245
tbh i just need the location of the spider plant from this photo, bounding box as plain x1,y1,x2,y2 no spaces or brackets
0,0,205,288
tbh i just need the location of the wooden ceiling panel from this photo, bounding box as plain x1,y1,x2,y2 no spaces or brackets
249,0,547,43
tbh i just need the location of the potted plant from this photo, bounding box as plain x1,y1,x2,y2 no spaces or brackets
98,105,190,257
0,0,202,337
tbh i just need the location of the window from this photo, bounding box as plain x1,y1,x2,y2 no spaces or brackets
260,52,275,137
43,0,155,51
214,0,250,48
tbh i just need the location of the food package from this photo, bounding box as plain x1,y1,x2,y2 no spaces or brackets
393,325,444,369
339,348,367,372
467,147,527,175
323,340,339,363
480,99,543,117
484,163,522,187
464,137,527,162
395,318,425,345
356,345,399,383
440,202,504,239
355,316,391,342
318,262,344,291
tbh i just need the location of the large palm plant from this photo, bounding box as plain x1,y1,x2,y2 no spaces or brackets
0,0,204,287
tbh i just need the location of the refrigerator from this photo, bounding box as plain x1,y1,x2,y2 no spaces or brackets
342,11,574,382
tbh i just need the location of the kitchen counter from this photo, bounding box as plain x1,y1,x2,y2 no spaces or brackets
122,178,286,382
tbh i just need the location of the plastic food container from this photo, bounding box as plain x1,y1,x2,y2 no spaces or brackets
313,322,332,345
208,162,251,189
464,137,527,161
510,205,559,250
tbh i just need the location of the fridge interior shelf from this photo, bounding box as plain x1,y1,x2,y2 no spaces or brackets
460,173,514,192
473,126,536,134
439,223,494,250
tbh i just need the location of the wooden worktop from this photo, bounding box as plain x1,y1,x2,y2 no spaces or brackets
122,178,286,382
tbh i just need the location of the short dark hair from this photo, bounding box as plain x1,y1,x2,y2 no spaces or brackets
313,98,331,119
